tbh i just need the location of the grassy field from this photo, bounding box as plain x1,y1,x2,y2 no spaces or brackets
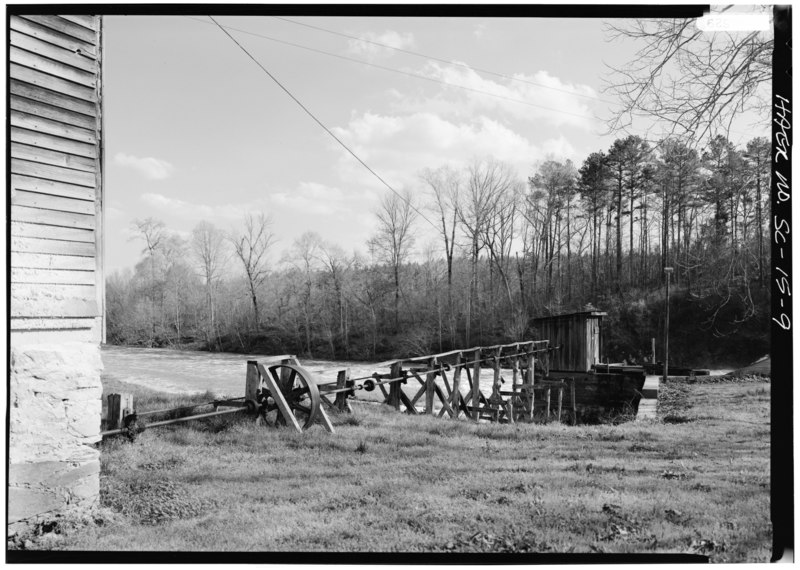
11,374,771,561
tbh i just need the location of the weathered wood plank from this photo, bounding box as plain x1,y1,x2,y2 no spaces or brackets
11,111,97,145
12,142,96,173
11,95,97,131
12,252,96,271
11,317,96,330
10,46,97,88
11,205,96,231
10,16,97,58
12,267,96,285
10,79,96,117
12,158,96,188
11,173,95,201
11,235,95,256
13,189,95,216
12,127,97,161
18,15,97,44
11,284,98,318
11,221,94,243
11,30,97,73
59,15,97,31
11,63,96,102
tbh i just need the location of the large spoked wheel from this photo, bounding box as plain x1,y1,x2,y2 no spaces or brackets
265,363,321,430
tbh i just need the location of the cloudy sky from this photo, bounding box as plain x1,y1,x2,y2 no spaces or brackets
104,11,769,273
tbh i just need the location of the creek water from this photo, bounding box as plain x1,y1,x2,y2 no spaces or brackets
100,345,506,404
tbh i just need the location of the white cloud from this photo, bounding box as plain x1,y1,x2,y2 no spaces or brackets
113,153,174,180
473,23,488,39
331,111,572,189
346,30,415,60
394,62,599,130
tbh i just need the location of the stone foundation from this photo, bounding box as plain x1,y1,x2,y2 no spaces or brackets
8,342,103,536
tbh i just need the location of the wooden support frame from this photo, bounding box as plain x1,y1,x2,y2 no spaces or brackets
334,368,353,413
257,363,302,433
389,362,402,411
425,357,437,415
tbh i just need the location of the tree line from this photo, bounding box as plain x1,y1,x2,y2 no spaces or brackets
107,134,770,364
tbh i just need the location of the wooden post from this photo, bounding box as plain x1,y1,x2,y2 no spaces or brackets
106,393,134,431
335,369,350,413
651,338,656,364
557,385,563,423
526,342,535,422
245,361,261,406
570,378,577,425
425,358,437,415
389,362,402,411
545,387,551,424
450,352,463,419
492,347,502,401
472,349,482,421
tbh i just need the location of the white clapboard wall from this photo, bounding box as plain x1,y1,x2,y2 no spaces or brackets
10,15,104,343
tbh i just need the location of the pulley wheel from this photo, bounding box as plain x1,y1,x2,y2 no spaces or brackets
264,363,321,430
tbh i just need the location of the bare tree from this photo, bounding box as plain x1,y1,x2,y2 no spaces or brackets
316,240,353,358
420,165,460,344
191,221,228,349
285,231,323,356
229,212,275,330
604,13,773,141
131,217,166,344
458,158,518,344
369,189,418,334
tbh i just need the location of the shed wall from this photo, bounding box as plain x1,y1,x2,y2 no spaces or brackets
8,14,104,535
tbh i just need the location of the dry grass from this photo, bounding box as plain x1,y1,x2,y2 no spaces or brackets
15,376,771,560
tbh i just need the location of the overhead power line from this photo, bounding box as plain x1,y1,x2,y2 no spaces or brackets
207,16,441,232
271,15,619,106
187,16,597,121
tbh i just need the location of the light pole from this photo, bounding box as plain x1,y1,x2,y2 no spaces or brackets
663,267,673,384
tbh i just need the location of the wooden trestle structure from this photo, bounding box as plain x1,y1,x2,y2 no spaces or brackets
102,341,578,439
317,340,576,425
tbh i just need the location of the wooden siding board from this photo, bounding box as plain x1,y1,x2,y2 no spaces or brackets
10,30,97,73
11,317,96,331
12,158,96,187
11,284,98,317
10,45,97,88
10,16,97,57
11,174,95,201
11,142,96,173
10,63,96,102
12,268,96,286
59,15,98,31
11,206,96,231
11,111,96,145
11,236,95,257
13,157,95,187
12,127,97,160
12,252,96,271
11,221,94,243
17,15,98,44
11,95,97,130
10,79,96,117
12,190,95,216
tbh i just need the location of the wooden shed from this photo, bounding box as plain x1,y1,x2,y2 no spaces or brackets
532,310,606,372
9,14,105,534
